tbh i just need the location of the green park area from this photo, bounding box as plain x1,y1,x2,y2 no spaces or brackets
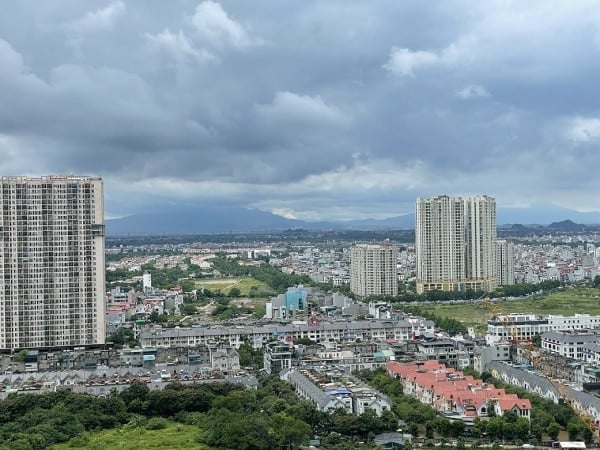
410,287,600,332
196,276,275,297
51,421,205,450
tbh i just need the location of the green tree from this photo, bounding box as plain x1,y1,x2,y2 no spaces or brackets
547,421,560,440
180,303,198,315
486,417,504,440
12,349,29,363
514,417,530,441
107,327,138,348
180,279,196,293
269,412,311,448
568,422,583,441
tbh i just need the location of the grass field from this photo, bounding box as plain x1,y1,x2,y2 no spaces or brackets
196,276,274,296
412,287,600,330
50,421,206,450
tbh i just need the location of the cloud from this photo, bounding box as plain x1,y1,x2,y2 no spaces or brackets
271,208,297,220
255,91,349,128
2,1,600,220
565,117,600,143
382,42,465,77
67,1,126,33
383,47,440,77
456,84,490,99
145,29,215,64
0,39,46,89
190,1,252,49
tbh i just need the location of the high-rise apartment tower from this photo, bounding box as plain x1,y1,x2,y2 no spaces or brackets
416,195,498,294
415,196,466,289
0,176,105,350
496,239,515,286
465,196,497,281
350,242,398,298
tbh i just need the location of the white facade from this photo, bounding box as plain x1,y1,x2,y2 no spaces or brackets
142,272,152,292
466,196,497,283
0,176,105,350
415,196,465,290
140,320,414,349
350,243,398,297
496,240,515,286
416,195,498,293
541,330,600,360
487,313,600,344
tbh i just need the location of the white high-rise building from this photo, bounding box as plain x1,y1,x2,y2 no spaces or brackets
465,196,497,282
0,176,106,350
350,242,398,298
415,196,465,291
143,272,152,293
496,239,515,286
416,195,498,294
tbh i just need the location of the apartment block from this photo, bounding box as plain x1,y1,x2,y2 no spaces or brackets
0,176,105,350
496,239,515,286
350,242,398,297
416,195,499,294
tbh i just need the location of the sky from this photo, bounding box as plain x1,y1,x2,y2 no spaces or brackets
1,1,600,220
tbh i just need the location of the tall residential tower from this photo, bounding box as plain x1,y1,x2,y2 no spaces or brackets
415,195,466,291
416,195,499,294
496,239,515,286
350,242,398,298
0,176,106,350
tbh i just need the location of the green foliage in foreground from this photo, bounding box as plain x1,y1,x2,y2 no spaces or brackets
0,376,402,450
50,421,205,450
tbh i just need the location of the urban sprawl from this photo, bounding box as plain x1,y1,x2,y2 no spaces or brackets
3,178,600,448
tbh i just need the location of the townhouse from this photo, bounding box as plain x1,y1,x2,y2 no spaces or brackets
541,330,600,360
386,360,531,421
139,320,414,349
280,367,391,416
487,361,600,424
487,313,600,345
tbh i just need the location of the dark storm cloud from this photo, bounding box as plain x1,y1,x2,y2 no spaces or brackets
0,0,599,218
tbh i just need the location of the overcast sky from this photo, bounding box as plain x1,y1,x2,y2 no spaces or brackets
1,1,599,220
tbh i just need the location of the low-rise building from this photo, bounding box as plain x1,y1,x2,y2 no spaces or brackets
280,368,391,416
386,360,532,421
209,345,240,375
541,330,600,360
487,313,600,345
139,319,414,349
264,343,293,375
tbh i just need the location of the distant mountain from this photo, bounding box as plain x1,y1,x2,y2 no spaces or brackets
320,214,415,230
106,208,416,235
106,207,305,234
497,204,600,226
547,219,587,232
105,203,600,235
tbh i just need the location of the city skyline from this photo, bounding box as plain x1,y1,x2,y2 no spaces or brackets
1,2,600,221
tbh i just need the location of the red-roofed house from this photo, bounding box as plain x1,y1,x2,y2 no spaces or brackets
495,397,532,420
385,361,531,421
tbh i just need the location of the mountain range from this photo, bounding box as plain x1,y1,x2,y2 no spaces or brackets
105,203,600,235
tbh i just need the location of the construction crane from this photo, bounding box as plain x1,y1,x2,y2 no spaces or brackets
482,299,597,441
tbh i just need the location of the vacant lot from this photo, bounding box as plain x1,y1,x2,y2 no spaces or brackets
196,277,274,297
51,421,205,450
411,287,600,331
